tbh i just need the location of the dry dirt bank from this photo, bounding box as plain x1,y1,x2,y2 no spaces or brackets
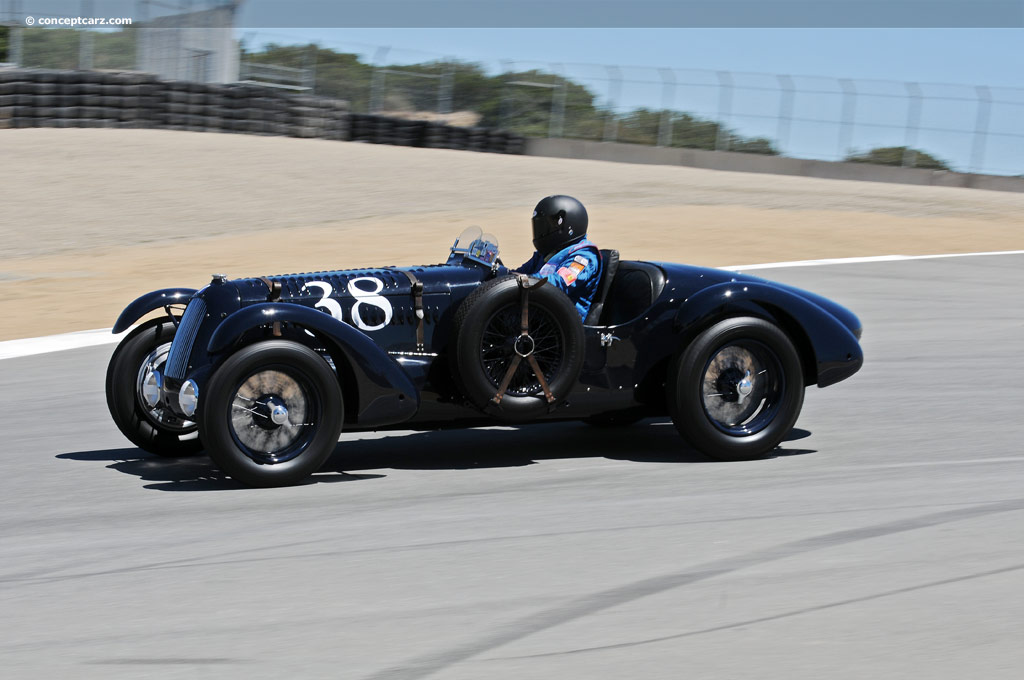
2,129,1022,339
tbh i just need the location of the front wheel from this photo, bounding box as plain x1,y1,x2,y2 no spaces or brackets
668,317,804,461
105,319,203,457
199,341,344,487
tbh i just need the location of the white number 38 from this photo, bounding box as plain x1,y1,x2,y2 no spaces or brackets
301,277,394,332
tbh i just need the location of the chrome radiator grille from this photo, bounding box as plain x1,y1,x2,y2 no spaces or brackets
165,298,206,379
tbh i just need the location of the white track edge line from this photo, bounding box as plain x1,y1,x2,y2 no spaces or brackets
2,249,1022,361
720,249,1024,271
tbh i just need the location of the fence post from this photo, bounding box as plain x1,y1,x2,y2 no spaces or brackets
658,68,675,147
902,82,922,168
549,63,566,138
970,85,992,174
135,0,149,71
438,59,455,115
499,59,513,129
603,65,621,142
714,70,733,151
304,44,317,93
10,15,23,67
837,78,857,160
369,45,390,113
776,74,795,155
79,0,94,69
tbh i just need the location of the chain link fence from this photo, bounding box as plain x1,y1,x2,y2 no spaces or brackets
299,46,1024,176
2,18,1022,176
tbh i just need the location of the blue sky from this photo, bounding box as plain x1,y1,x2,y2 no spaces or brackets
243,29,1023,88
238,28,1023,174
16,4,1022,172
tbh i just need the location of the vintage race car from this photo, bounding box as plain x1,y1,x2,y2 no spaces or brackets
106,227,863,487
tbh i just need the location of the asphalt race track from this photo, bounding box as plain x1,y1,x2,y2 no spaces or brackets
1,254,1022,679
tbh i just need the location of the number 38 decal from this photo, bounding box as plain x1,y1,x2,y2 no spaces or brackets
301,277,394,332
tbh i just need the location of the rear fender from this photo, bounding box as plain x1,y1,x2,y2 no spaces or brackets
208,302,418,426
112,288,197,334
674,281,862,387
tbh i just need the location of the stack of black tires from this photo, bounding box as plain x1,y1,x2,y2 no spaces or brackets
1,68,524,154
0,69,160,129
0,69,351,139
347,113,523,153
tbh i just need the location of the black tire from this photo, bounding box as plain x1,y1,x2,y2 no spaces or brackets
668,317,804,461
452,275,584,421
199,341,344,487
105,319,203,457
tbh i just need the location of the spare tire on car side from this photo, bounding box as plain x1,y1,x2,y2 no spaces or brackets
451,274,584,422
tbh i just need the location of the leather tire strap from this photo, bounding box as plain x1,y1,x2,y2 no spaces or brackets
394,269,426,350
492,275,555,405
259,276,282,301
491,355,522,405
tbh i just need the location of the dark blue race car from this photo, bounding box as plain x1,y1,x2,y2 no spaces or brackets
106,227,863,487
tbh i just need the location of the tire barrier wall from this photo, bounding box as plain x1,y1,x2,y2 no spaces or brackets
0,69,349,139
0,69,525,154
347,113,525,154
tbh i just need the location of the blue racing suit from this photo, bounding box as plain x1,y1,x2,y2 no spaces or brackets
516,238,602,320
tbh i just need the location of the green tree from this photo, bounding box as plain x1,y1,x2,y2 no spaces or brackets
92,27,136,70
21,27,79,68
845,146,951,170
244,43,780,151
15,27,134,69
244,43,373,108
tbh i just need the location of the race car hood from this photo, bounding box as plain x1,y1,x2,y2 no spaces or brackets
230,264,489,306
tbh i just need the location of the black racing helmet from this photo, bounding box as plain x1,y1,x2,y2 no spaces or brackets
532,195,588,256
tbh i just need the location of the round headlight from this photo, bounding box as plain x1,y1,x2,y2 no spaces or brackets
178,379,199,418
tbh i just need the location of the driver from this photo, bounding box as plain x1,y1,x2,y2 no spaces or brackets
516,195,602,320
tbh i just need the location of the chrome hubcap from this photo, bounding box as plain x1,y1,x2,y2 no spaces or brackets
736,370,754,404
136,342,193,431
270,401,290,425
141,369,162,409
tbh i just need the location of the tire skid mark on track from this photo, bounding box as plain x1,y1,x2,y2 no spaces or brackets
2,497,1019,589
361,498,1024,680
492,562,1024,660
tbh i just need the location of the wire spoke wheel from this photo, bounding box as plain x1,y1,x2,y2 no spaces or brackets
701,341,783,435
479,303,564,396
200,340,344,487
668,317,804,461
228,367,319,465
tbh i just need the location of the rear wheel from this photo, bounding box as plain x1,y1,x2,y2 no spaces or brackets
105,319,203,457
199,341,343,487
668,317,804,461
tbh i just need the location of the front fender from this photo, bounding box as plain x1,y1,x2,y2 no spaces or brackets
113,288,197,334
674,281,863,388
208,302,419,426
